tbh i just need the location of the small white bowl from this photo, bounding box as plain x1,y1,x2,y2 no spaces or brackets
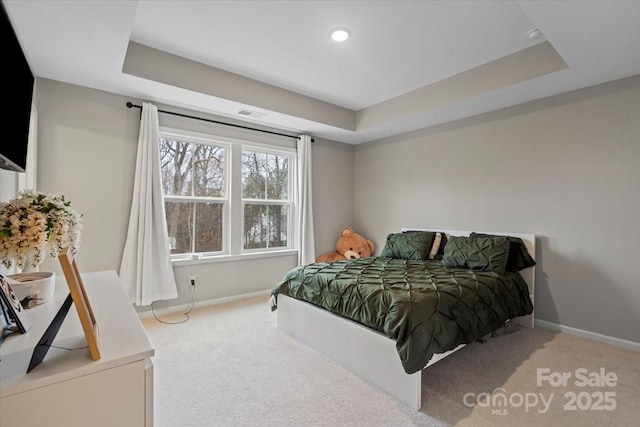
7,272,55,308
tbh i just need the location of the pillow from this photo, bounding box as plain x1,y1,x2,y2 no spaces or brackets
441,236,510,273
469,233,536,271
380,231,436,260
427,233,442,259
427,232,449,259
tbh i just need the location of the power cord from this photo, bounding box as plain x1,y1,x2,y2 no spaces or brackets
150,278,196,324
46,343,89,351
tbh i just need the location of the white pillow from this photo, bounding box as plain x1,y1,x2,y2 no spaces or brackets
428,233,442,259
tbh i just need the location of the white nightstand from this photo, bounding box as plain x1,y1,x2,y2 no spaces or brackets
1,271,154,427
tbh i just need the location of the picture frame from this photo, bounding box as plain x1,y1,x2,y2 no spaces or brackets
57,247,101,361
26,248,101,373
0,273,31,333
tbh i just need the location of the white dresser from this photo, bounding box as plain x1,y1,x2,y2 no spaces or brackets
0,270,154,427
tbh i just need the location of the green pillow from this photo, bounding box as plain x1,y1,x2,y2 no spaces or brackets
469,233,536,271
441,236,510,273
380,231,436,260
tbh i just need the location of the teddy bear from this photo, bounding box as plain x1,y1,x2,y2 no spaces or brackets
315,227,375,263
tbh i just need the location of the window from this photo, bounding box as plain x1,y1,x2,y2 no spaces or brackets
242,149,290,250
160,135,228,257
159,130,295,261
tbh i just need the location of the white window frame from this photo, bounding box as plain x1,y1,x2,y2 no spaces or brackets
159,128,298,265
159,128,231,261
240,144,296,254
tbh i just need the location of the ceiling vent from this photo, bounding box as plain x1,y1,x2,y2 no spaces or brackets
238,109,266,119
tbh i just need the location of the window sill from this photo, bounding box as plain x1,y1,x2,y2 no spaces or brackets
170,249,298,266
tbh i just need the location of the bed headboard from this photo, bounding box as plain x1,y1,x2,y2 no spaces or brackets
401,227,535,327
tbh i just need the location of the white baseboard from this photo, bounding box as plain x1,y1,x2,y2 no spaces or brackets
535,319,640,353
137,289,271,319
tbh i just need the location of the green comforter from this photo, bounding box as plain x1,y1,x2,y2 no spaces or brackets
271,257,533,374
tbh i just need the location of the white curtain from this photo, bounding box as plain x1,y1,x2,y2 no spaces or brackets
297,135,315,265
119,102,178,306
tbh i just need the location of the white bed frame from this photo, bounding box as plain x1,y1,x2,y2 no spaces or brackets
277,229,535,410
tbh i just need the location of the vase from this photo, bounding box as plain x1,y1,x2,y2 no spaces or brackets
6,272,56,309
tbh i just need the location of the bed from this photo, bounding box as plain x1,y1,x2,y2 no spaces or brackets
271,228,535,410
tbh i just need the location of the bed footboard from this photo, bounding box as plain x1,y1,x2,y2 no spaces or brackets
277,294,422,409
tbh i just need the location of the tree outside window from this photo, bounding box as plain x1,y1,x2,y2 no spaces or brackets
159,133,294,258
160,137,226,255
241,150,291,250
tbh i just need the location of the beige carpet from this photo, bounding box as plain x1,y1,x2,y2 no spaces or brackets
142,296,640,426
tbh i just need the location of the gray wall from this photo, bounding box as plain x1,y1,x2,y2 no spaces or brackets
35,75,639,344
36,79,139,276
310,138,355,256
354,76,640,343
35,79,354,308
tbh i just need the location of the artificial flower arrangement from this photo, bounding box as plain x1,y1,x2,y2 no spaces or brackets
0,190,82,271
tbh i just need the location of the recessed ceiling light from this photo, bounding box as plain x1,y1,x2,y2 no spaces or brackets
330,28,351,42
528,28,544,40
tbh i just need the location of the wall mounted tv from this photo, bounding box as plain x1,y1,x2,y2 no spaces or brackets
0,3,34,173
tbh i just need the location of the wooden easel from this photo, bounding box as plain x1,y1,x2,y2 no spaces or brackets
58,247,101,360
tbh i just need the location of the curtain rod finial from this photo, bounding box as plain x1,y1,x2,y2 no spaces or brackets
126,102,134,108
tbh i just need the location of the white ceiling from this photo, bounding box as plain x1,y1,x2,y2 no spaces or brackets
5,0,640,145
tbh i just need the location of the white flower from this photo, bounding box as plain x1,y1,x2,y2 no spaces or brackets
0,190,82,270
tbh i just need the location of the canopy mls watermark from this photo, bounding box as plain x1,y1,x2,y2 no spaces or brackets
463,367,618,415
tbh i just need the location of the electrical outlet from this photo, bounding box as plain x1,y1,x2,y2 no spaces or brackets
189,274,196,286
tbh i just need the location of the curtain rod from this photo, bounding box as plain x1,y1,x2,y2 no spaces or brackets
125,102,313,142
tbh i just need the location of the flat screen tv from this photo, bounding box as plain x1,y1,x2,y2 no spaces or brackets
0,3,34,173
